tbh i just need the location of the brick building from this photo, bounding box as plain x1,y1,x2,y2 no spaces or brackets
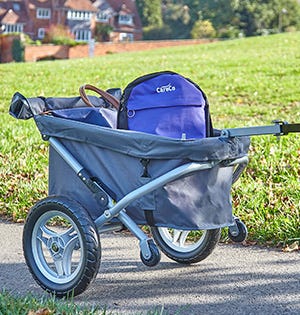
0,0,142,42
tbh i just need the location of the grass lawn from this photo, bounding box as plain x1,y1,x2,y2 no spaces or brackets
0,290,106,315
0,32,299,247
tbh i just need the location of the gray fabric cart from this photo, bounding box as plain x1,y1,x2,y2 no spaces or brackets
9,91,269,297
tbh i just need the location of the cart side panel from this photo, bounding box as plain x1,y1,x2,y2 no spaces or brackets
152,164,234,229
49,139,156,221
49,138,234,230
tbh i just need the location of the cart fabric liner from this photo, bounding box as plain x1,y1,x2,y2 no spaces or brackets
10,93,250,230
36,115,249,230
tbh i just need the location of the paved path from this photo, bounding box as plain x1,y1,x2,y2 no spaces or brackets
0,219,299,315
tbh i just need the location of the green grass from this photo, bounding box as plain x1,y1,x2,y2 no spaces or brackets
0,290,106,315
0,290,165,315
0,32,300,245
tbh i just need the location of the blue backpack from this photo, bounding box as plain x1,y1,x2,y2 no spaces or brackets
117,71,213,139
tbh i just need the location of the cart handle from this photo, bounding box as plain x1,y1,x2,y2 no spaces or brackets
220,120,300,138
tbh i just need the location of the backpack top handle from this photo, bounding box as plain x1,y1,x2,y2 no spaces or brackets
79,84,120,110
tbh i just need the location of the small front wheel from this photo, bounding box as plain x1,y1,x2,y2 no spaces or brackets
23,196,101,298
228,218,248,243
140,240,161,267
151,227,221,264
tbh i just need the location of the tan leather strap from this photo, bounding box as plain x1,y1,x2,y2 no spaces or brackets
79,84,120,110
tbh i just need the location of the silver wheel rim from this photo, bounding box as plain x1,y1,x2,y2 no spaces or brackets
157,227,207,253
31,210,84,284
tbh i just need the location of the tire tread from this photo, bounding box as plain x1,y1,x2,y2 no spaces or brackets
23,196,101,297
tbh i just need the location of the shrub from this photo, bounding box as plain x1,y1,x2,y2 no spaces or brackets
143,25,172,40
95,24,113,42
284,26,298,33
191,20,216,39
217,26,243,39
43,25,77,46
11,38,24,62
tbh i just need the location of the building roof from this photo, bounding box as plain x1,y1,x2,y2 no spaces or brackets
107,0,135,13
2,9,19,23
64,0,97,12
0,0,28,24
29,0,52,9
92,0,113,14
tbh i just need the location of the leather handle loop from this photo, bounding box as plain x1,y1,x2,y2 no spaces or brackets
79,84,120,110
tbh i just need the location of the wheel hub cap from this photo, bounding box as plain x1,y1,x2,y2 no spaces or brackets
47,237,64,258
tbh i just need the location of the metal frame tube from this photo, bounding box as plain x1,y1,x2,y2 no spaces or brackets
221,124,282,138
117,211,152,259
117,210,149,241
221,122,300,138
94,161,217,228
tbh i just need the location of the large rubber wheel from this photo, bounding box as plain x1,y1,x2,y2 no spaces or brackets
23,196,101,298
151,227,221,264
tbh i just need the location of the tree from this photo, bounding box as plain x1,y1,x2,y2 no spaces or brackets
270,0,300,32
140,0,300,40
183,0,202,23
198,0,300,37
234,0,300,36
198,0,236,29
162,1,192,38
136,0,163,27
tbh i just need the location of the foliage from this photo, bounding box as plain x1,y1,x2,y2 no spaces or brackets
136,0,163,27
95,24,113,42
198,0,236,30
18,34,42,47
190,20,216,39
162,2,192,39
21,34,36,46
11,38,24,62
199,0,300,37
43,25,77,46
138,0,300,39
0,33,299,246
217,26,243,39
142,25,172,40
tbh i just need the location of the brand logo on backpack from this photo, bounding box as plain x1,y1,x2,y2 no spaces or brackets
156,83,176,93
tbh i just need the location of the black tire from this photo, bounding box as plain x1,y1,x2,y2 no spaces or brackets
23,196,101,298
228,219,248,243
151,227,221,264
140,240,161,267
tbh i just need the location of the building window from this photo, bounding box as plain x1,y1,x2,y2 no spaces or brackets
38,28,45,39
118,14,133,25
2,23,23,33
74,29,91,42
96,12,109,22
119,32,133,41
13,3,21,11
37,8,51,19
67,10,92,21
